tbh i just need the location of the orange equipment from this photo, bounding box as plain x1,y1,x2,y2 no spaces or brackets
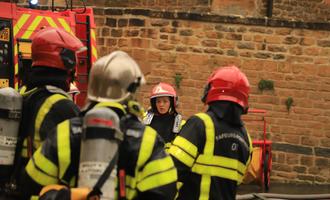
242,109,272,191
0,1,98,107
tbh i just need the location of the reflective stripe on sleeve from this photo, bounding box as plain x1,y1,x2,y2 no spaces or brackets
25,158,58,186
169,135,198,167
136,126,156,167
172,136,198,158
169,145,195,167
31,148,58,177
57,120,71,181
137,167,177,192
139,156,175,180
125,175,137,200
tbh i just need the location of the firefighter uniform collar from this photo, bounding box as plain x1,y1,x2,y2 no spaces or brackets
208,101,244,126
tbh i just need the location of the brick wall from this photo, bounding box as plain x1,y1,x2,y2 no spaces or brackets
94,8,330,185
23,0,330,22
5,0,329,185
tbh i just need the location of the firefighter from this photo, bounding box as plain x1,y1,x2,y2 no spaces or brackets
20,51,178,200
144,82,185,151
6,27,85,197
169,65,253,200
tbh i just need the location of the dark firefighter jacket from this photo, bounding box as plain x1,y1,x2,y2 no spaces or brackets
19,85,80,161
143,111,185,151
169,101,253,200
20,101,178,200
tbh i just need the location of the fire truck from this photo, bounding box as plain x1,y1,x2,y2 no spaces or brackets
0,1,97,107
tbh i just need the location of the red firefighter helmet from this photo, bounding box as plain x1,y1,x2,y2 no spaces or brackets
150,82,178,107
203,65,250,111
31,27,86,70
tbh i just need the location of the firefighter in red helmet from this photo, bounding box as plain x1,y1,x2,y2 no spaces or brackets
12,27,85,198
19,51,177,200
144,82,185,151
169,65,253,200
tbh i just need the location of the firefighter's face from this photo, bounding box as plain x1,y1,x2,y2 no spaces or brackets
156,96,171,114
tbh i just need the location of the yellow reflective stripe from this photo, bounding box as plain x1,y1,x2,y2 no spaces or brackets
180,119,186,129
168,145,195,167
32,148,58,177
195,113,214,154
172,136,198,158
69,176,76,187
192,163,243,182
91,30,98,59
196,155,247,175
57,18,73,35
21,148,28,158
194,113,215,200
125,175,137,200
137,126,156,167
164,142,171,152
139,156,174,180
21,138,41,157
21,16,43,39
199,175,211,200
137,168,177,192
245,129,253,169
14,61,18,77
45,16,58,27
30,195,39,200
95,102,126,114
26,159,58,186
91,29,96,40
57,120,71,180
35,94,66,142
125,175,136,188
14,14,30,37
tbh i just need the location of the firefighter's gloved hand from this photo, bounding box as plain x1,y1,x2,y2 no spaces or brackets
39,185,92,200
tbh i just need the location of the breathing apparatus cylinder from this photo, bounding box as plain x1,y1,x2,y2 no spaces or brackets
0,87,23,182
78,107,123,200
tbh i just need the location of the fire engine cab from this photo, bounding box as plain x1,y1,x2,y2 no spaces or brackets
0,1,97,107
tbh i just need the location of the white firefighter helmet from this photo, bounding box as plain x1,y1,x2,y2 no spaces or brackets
87,51,146,102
